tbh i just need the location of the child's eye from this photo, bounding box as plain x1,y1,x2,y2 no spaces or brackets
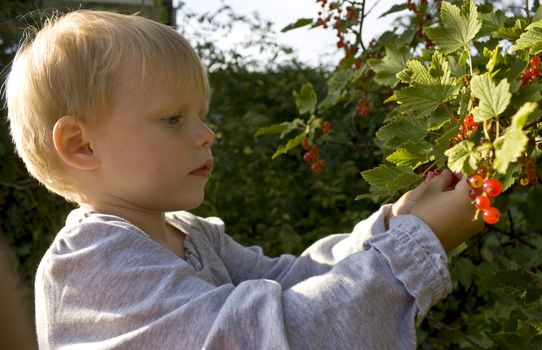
163,115,182,126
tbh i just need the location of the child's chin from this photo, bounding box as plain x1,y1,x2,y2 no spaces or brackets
176,194,205,211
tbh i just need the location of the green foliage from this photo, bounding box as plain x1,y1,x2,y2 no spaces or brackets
425,0,481,55
2,1,542,348
269,0,542,347
195,67,375,255
470,75,511,122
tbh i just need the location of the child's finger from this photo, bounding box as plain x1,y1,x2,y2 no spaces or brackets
427,169,454,192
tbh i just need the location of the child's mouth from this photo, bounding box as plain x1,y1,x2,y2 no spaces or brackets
189,159,213,177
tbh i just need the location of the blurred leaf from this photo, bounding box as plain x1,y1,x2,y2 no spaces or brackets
281,18,313,32
293,82,317,115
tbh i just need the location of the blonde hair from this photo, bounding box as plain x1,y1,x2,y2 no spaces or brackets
5,10,210,203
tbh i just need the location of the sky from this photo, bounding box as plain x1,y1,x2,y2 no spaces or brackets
179,0,403,66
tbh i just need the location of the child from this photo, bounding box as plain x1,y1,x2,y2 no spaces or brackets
6,10,483,349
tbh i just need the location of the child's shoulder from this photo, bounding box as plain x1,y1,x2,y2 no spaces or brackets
41,209,166,271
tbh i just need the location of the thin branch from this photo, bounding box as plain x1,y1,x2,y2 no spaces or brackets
527,271,542,288
526,0,531,19
488,226,537,249
365,0,382,17
25,188,56,235
0,179,39,190
426,313,484,350
357,0,367,53
323,139,376,149
523,115,542,130
507,209,515,236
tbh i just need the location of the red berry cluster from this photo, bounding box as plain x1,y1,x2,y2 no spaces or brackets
518,156,539,186
301,121,332,174
450,114,479,144
407,0,419,13
467,168,503,224
408,0,434,49
314,0,362,69
356,97,371,117
302,142,327,173
520,56,541,86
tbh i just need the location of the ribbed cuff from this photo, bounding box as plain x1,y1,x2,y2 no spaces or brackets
363,214,452,324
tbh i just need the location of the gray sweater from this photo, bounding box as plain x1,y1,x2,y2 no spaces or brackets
35,205,451,349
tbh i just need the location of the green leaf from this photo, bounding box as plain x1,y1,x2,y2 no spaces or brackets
293,82,317,115
444,140,481,174
395,53,459,118
281,18,313,33
495,18,528,41
271,132,306,159
480,10,507,36
512,20,542,53
484,45,500,74
386,141,433,167
369,45,410,87
534,5,542,22
318,69,353,109
376,116,427,149
493,102,536,173
452,257,475,289
395,84,459,118
379,4,408,18
386,171,419,193
255,122,290,137
360,165,418,195
510,102,537,129
425,0,482,55
432,124,458,163
428,107,454,130
355,191,388,201
470,75,511,122
501,161,522,191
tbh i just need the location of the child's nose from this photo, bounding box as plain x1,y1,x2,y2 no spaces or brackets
197,122,215,148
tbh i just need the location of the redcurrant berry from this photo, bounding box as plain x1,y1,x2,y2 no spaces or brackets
463,115,475,128
322,121,332,134
530,56,540,67
483,178,503,197
482,207,500,225
303,152,313,163
474,195,491,210
476,167,487,179
319,159,327,168
468,187,483,200
301,138,310,150
467,175,484,188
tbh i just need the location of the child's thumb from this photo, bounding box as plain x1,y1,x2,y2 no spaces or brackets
427,169,455,192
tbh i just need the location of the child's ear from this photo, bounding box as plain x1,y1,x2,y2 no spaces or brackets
53,116,99,170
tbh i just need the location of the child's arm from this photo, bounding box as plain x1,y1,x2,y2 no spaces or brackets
36,171,481,349
37,212,446,349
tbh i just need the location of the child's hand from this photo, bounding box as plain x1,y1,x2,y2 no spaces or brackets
384,169,444,229
410,169,485,252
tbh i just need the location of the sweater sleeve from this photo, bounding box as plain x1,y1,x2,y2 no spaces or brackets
36,209,451,350
196,205,392,288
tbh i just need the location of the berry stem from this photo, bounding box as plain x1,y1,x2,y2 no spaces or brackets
356,0,367,53
467,46,473,77
482,119,491,142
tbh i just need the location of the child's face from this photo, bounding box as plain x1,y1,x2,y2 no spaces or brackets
87,75,214,212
